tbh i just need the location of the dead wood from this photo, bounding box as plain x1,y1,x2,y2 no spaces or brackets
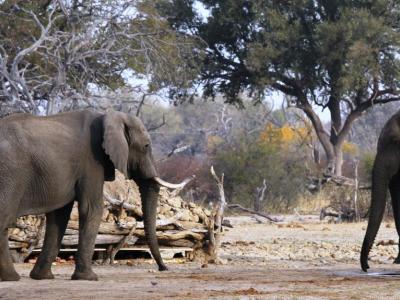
109,226,139,264
133,229,205,241
62,234,139,246
207,166,226,263
21,215,45,259
104,194,143,217
227,204,281,223
67,220,137,235
9,171,211,261
254,178,267,212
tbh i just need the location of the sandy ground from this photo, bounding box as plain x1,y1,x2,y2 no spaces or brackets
2,216,400,299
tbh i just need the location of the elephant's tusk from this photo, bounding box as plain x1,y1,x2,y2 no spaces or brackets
153,175,195,189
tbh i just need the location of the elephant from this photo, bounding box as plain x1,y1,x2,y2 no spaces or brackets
361,110,400,272
0,110,182,281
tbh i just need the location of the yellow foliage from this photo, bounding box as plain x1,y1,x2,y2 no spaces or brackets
342,141,359,156
258,122,313,149
280,125,296,142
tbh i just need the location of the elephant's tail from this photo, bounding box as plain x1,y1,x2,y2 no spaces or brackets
360,154,388,272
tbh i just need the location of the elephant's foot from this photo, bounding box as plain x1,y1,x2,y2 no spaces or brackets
30,267,54,280
0,269,21,281
71,269,98,281
158,264,168,271
394,257,400,264
361,261,369,272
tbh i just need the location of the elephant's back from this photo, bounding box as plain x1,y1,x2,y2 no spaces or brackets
0,110,99,164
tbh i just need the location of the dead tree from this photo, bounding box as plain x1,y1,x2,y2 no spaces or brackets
0,0,198,115
227,204,281,223
208,166,226,263
254,178,267,212
353,158,360,222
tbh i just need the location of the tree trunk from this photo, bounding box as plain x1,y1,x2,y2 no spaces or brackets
254,179,267,212
334,144,344,176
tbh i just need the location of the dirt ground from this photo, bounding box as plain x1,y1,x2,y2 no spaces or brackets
2,216,400,299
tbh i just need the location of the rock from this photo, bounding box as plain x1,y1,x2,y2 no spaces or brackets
178,210,191,222
203,208,211,217
126,260,134,266
191,214,200,223
191,207,207,221
166,197,182,208
222,219,234,228
159,204,172,215
376,239,396,246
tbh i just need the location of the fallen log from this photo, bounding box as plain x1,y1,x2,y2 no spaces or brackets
67,220,137,235
227,204,281,223
133,229,205,241
9,241,29,249
9,170,211,262
61,234,139,246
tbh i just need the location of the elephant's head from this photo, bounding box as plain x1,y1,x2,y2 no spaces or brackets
102,111,172,271
103,111,157,180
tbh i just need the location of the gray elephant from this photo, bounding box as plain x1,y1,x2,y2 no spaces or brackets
361,110,400,272
0,110,180,281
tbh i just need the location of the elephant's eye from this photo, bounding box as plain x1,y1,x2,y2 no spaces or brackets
144,143,150,151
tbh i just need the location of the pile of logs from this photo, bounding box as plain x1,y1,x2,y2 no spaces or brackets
8,172,212,262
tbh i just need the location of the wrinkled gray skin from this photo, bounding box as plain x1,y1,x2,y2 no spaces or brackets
0,110,167,282
361,110,400,272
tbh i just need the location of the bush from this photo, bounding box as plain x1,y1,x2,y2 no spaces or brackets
213,129,311,213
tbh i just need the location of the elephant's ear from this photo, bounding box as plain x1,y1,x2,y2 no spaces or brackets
103,111,129,177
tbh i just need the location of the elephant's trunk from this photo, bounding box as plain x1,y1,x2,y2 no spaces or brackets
137,179,168,271
360,155,388,272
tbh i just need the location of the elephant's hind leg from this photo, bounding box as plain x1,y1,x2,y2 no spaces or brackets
0,228,20,281
390,176,400,264
30,202,73,280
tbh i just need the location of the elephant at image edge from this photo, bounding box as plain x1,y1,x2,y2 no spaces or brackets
0,110,175,281
361,110,400,272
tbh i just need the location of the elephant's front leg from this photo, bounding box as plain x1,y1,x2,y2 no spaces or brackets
390,177,400,264
30,202,74,280
71,181,103,281
0,228,20,281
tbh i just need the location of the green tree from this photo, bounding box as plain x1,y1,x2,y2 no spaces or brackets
214,123,309,211
159,0,400,176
